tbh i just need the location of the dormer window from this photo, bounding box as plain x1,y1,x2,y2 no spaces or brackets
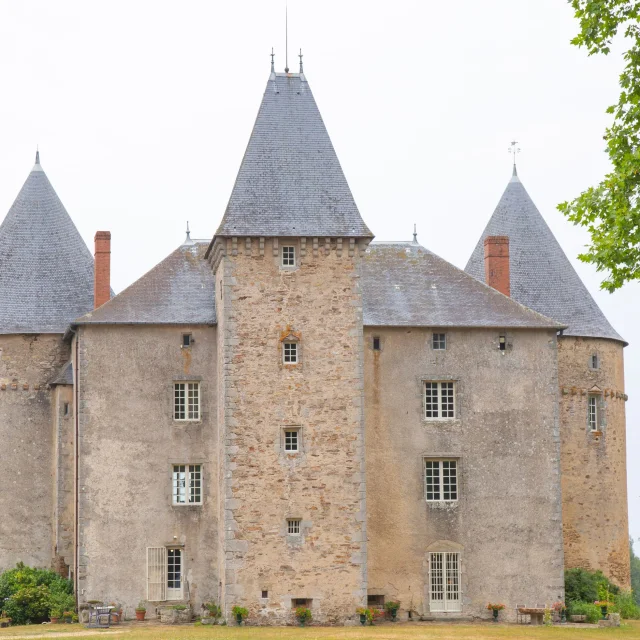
282,246,296,267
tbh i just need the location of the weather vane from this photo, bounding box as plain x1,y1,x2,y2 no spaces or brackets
270,47,275,73
508,140,521,168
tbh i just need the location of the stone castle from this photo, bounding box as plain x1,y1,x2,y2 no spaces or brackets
0,64,630,624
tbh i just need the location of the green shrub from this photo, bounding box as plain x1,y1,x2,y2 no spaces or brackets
47,591,76,619
568,601,601,624
0,563,73,625
564,567,619,605
611,590,640,620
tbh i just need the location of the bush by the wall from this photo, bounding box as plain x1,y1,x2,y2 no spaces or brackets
568,601,601,624
564,567,619,605
611,590,640,620
0,563,73,625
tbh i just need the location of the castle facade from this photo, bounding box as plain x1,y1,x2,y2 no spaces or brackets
0,67,629,624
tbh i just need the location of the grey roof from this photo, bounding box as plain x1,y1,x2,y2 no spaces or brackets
0,154,95,334
76,240,215,325
362,241,563,329
214,72,373,239
465,169,624,343
51,361,73,386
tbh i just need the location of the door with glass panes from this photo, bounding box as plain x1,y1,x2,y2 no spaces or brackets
166,548,182,600
429,552,461,612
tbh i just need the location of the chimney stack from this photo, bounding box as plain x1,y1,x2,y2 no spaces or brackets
94,231,111,309
484,236,510,297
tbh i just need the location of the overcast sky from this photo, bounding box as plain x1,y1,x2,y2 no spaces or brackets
1,1,638,545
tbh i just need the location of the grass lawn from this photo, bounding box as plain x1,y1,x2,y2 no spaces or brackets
1,622,640,640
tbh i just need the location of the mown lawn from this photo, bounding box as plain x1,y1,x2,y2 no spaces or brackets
1,621,640,640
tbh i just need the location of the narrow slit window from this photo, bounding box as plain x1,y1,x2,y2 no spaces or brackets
262,590,268,599
373,336,381,351
432,333,446,350
499,335,506,351
63,402,70,416
282,246,296,267
283,341,298,364
174,382,200,421
590,354,600,369
588,395,599,431
287,519,301,535
424,381,456,419
182,333,192,348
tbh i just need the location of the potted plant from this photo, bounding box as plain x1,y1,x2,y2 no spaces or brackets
356,607,368,625
135,602,146,621
50,607,63,624
595,600,613,619
552,601,567,623
232,605,248,625
384,600,400,621
62,610,74,623
203,602,221,624
486,602,505,622
295,606,312,627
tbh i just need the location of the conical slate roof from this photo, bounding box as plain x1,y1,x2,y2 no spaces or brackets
465,168,624,343
215,71,372,238
0,154,95,334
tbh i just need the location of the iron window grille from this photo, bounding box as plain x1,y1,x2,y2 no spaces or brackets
174,382,200,421
287,519,301,535
172,464,202,504
424,459,458,501
282,246,296,267
283,341,298,364
432,333,446,350
424,381,456,419
284,429,300,452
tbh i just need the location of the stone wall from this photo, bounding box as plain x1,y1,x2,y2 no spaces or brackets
213,236,367,625
364,327,564,621
0,333,67,571
76,324,218,617
558,336,630,587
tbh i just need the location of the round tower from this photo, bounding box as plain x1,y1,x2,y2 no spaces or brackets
465,166,630,588
0,152,95,575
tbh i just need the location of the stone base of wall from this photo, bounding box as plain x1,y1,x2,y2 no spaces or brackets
158,606,192,624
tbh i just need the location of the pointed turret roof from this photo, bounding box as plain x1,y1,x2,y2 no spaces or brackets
0,153,95,334
465,169,624,343
214,71,373,238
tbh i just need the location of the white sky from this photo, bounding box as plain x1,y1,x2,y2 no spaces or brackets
1,1,638,545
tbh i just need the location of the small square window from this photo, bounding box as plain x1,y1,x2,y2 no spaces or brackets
172,464,202,505
373,336,381,351
287,519,301,535
282,246,296,267
590,354,600,369
432,333,446,350
182,333,192,348
284,429,300,452
262,590,269,599
174,382,200,421
292,598,311,609
283,341,298,364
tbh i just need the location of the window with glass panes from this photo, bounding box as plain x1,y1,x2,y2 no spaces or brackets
174,382,200,420
283,341,298,363
282,246,295,267
172,464,202,504
284,429,300,452
424,381,455,419
425,459,458,501
432,333,446,350
588,395,600,431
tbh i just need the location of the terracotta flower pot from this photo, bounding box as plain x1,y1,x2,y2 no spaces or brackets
50,617,60,624
135,610,146,621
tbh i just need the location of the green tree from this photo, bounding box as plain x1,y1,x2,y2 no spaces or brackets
559,1,640,291
631,537,640,606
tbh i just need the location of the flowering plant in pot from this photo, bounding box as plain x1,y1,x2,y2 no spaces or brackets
594,600,613,619
552,601,567,623
231,605,248,625
384,600,400,621
135,602,146,621
486,603,505,622
295,606,312,626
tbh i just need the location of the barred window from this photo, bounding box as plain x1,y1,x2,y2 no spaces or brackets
424,381,455,419
283,341,298,364
282,246,295,267
425,459,458,501
287,519,301,535
172,464,202,505
174,382,200,421
588,395,600,431
432,333,446,350
284,429,300,452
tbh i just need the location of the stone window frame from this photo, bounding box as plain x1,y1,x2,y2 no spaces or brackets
279,328,302,368
424,458,459,502
432,333,446,350
173,380,201,422
171,463,203,506
423,380,457,420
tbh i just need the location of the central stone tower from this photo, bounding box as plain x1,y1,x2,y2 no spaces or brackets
206,65,374,623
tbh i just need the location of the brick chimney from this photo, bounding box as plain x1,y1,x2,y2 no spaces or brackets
484,236,510,297
94,231,111,309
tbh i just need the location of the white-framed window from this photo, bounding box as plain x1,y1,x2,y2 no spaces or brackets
432,333,446,350
284,428,300,452
287,519,301,535
174,382,200,421
172,464,202,505
283,341,298,364
424,381,455,419
429,552,461,612
425,459,458,501
588,394,600,431
282,246,296,267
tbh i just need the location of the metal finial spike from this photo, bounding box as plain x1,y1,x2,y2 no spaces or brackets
413,224,418,243
284,3,289,73
299,48,304,74
270,47,275,73
184,221,194,245
35,149,40,165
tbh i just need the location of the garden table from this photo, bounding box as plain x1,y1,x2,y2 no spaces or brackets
517,607,545,625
